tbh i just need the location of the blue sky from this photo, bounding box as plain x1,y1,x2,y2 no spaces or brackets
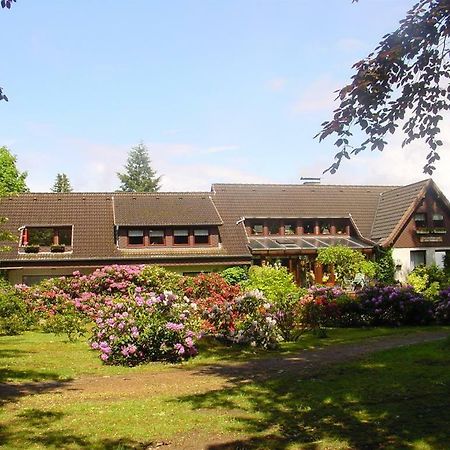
2,0,449,196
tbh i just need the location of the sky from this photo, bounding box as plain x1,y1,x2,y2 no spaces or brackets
1,0,450,197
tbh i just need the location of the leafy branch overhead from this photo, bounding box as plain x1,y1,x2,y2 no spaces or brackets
317,0,450,175
1,0,15,9
1,0,16,101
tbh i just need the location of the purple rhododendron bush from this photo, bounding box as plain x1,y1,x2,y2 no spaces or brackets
435,287,450,325
90,291,200,364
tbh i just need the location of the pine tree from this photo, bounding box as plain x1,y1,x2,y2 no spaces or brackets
117,142,161,192
51,173,73,193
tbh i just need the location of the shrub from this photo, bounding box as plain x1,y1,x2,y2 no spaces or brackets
220,266,249,285
407,264,448,301
88,291,200,365
231,290,279,349
181,273,241,337
296,287,363,332
138,265,183,296
0,280,34,335
435,287,450,325
374,247,396,284
242,264,304,340
16,279,89,341
243,264,300,303
71,265,145,296
359,285,434,326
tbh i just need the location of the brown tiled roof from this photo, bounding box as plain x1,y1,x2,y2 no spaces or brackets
211,183,399,255
113,193,223,226
370,180,429,244
0,180,442,268
0,192,240,266
0,193,116,261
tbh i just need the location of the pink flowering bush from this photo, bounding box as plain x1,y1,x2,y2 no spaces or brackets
15,279,89,341
88,291,201,365
231,290,279,349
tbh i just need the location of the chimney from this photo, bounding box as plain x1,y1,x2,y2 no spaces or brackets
300,177,321,185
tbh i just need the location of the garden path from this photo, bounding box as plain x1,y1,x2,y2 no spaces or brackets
51,330,450,397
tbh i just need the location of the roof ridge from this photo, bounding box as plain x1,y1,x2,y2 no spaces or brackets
378,178,430,195
212,183,401,188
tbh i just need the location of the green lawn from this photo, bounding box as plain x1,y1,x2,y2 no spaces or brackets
0,328,449,449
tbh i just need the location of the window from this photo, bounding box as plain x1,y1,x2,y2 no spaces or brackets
414,213,427,228
319,221,331,235
27,228,54,246
194,229,209,244
22,226,73,247
57,227,72,246
335,220,347,235
303,221,314,234
174,229,189,245
284,222,296,235
268,221,280,235
149,229,165,245
22,275,53,286
435,250,447,269
433,214,445,228
251,223,264,235
410,250,426,269
128,229,144,245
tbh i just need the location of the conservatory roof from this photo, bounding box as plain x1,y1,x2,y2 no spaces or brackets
248,236,372,253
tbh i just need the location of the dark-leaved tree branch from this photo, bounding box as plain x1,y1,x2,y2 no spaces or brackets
317,0,450,175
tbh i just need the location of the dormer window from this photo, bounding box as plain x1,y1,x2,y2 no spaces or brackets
194,229,209,244
284,222,296,235
303,221,314,234
268,221,280,235
174,229,189,245
319,221,331,235
149,229,165,245
414,213,427,228
128,229,144,245
251,223,264,235
21,226,73,252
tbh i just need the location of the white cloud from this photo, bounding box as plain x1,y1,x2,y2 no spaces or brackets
301,130,450,199
292,76,340,114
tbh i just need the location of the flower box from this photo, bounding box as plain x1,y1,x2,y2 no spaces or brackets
24,245,40,253
50,244,66,253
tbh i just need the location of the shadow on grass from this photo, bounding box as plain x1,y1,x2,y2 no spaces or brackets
0,407,156,449
180,339,450,449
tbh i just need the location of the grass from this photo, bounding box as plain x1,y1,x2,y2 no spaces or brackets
0,328,449,449
0,326,447,382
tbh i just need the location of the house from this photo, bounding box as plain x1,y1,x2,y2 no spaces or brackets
0,179,449,285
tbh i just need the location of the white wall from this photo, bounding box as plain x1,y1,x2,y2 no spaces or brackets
392,247,450,283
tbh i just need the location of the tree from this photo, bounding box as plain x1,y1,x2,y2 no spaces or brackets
317,0,450,175
0,145,27,250
51,173,73,193
117,142,161,192
316,245,376,287
0,146,28,195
